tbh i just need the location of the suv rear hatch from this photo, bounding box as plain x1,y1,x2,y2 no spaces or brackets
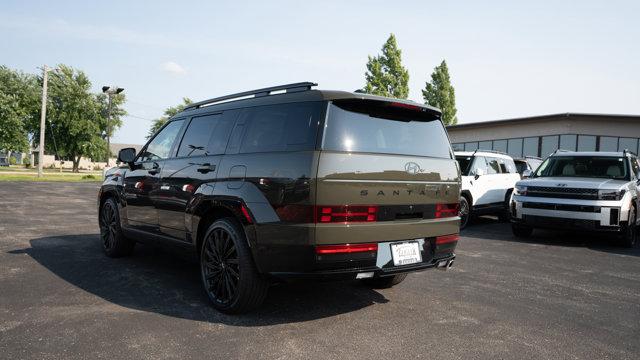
315,99,460,249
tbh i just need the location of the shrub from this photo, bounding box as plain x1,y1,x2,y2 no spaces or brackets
9,157,17,165
81,174,96,180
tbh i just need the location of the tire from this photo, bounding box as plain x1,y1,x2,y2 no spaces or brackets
498,190,513,222
460,196,471,229
619,206,637,248
512,223,533,238
362,273,408,289
200,218,269,314
99,198,135,257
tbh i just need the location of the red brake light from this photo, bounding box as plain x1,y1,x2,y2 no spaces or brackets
435,203,459,218
388,101,423,111
436,234,459,245
316,205,378,223
316,243,378,254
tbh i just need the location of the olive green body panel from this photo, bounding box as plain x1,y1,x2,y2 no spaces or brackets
315,151,461,244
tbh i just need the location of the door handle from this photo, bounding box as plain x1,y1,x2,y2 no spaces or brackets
148,162,160,175
197,163,216,174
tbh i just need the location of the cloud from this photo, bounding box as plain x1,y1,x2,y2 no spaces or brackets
160,61,187,75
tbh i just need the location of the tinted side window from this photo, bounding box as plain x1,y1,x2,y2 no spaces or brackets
486,157,501,174
471,156,488,175
176,114,235,157
139,120,184,162
239,102,323,153
177,115,219,157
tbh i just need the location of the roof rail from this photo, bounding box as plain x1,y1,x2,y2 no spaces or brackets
183,82,318,111
623,148,637,157
471,149,509,156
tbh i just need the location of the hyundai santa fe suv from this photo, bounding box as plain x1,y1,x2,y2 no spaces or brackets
98,82,461,313
510,150,640,247
455,150,520,228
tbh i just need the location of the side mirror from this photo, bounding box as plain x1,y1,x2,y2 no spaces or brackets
522,169,533,179
474,168,485,179
117,148,136,165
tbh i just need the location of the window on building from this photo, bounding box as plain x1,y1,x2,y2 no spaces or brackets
618,137,638,153
559,135,577,151
493,139,507,153
452,143,464,151
478,141,492,150
507,138,523,158
599,137,618,152
523,137,539,157
464,142,479,151
577,135,596,152
541,136,559,157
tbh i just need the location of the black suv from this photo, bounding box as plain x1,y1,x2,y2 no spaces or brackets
98,82,460,313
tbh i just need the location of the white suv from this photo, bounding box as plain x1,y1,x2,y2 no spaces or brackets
510,151,639,247
455,151,521,228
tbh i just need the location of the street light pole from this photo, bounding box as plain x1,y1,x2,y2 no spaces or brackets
37,65,50,178
102,86,124,166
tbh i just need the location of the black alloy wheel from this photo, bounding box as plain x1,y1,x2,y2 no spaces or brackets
99,198,134,257
201,227,240,306
621,206,637,248
200,218,269,313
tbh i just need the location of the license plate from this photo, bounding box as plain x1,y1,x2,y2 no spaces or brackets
390,241,422,266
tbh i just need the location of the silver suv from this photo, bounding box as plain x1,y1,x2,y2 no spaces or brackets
510,151,640,247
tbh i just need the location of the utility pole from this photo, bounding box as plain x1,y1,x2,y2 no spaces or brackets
102,86,124,166
37,65,50,178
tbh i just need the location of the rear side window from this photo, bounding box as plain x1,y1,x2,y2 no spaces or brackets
238,102,324,153
323,102,451,158
177,114,235,157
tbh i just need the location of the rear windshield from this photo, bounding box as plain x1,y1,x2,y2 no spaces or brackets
322,102,452,158
534,156,629,180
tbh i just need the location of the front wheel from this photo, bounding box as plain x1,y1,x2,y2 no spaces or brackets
512,224,533,238
200,218,269,314
362,273,408,289
620,207,637,248
99,198,135,257
459,196,471,229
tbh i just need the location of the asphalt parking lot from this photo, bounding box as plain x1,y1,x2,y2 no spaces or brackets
1,182,639,359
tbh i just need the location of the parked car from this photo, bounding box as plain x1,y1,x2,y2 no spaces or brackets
514,156,542,178
0,157,9,167
510,150,639,247
455,150,521,228
98,82,461,313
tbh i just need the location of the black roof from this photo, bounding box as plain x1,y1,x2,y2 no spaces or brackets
176,82,441,118
447,112,640,130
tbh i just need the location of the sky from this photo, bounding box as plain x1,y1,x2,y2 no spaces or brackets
1,0,639,145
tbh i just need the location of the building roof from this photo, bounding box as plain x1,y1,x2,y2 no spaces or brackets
447,112,640,130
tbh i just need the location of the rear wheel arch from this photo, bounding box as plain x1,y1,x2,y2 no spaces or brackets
193,200,251,256
461,190,473,206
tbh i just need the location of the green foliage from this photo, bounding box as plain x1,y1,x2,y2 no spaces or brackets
422,60,458,125
23,157,31,167
0,66,39,153
147,97,193,139
25,64,124,172
364,34,410,99
81,174,96,180
8,156,17,165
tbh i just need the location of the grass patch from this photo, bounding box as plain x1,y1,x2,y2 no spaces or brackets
0,173,102,182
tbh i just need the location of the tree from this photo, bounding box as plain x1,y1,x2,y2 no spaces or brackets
422,60,458,125
28,65,119,172
0,66,39,154
364,34,410,99
147,97,193,139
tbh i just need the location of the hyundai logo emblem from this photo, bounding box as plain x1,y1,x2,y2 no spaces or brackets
404,162,421,174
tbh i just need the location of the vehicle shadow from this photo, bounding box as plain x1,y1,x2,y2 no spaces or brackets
465,216,640,257
9,234,389,325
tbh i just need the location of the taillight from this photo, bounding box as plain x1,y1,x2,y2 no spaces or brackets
316,243,378,254
316,205,378,223
240,204,253,224
435,203,459,218
435,234,459,245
